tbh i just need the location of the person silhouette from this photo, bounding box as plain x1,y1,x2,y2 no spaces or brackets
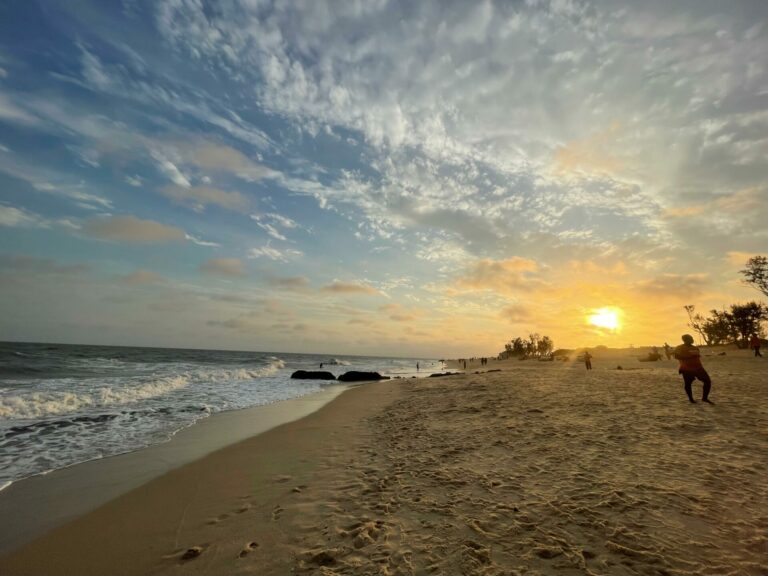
750,334,762,357
674,334,712,403
583,350,593,370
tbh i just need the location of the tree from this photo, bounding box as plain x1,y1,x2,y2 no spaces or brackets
684,305,710,345
700,309,735,346
538,335,554,357
500,334,554,359
728,302,767,348
741,256,768,298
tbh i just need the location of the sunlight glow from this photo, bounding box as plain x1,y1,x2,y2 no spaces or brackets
588,307,622,331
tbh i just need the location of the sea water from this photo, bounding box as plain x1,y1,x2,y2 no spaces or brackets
0,342,440,491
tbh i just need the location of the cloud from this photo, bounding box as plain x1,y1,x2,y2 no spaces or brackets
83,216,186,242
162,185,248,211
634,274,709,299
454,257,543,295
0,204,46,228
267,276,310,291
185,233,220,247
247,245,303,262
321,281,380,295
250,212,300,241
499,304,532,323
0,254,89,275
0,90,38,125
118,269,166,285
189,143,277,181
151,152,191,187
200,258,246,277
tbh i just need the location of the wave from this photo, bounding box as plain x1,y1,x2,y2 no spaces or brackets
0,375,191,419
0,358,285,420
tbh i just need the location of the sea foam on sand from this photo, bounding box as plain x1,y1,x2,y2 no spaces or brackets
1,349,765,575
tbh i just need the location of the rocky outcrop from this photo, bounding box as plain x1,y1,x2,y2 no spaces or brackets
337,371,390,382
290,370,337,380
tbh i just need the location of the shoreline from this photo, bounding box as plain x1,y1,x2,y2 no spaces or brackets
1,349,765,575
0,383,349,555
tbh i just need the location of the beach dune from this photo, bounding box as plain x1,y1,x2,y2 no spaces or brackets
1,349,766,575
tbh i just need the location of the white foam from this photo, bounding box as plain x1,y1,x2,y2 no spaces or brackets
0,375,191,419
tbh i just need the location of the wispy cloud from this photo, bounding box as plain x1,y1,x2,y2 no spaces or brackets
162,185,248,211
83,216,186,242
200,258,246,277
247,245,303,262
117,269,166,285
321,281,380,296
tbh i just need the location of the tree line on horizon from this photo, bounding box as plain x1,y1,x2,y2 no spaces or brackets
498,333,554,359
684,256,768,347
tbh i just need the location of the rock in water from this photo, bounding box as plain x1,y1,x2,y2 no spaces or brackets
290,370,337,380
337,371,390,382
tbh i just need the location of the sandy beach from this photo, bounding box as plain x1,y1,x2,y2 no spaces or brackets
1,348,766,575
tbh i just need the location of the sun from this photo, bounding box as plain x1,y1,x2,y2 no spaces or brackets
588,307,622,331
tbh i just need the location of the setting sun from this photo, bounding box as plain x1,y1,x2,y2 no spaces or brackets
588,307,622,331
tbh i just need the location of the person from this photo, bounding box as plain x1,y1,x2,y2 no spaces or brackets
674,334,712,404
750,334,762,357
319,363,324,369
583,350,593,370
416,361,420,371
663,342,672,360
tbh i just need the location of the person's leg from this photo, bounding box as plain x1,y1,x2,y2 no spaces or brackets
682,373,695,403
699,371,712,402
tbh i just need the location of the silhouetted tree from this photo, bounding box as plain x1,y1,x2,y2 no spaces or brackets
728,302,767,348
741,256,768,298
538,335,554,356
501,334,553,358
684,305,710,345
700,309,735,346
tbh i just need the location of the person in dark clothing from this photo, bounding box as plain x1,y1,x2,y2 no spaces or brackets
583,350,593,370
750,334,762,357
674,334,712,404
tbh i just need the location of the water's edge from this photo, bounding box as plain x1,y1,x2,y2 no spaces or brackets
0,384,350,555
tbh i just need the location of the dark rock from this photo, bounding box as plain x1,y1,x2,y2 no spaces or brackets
290,370,337,380
337,371,390,382
428,372,461,377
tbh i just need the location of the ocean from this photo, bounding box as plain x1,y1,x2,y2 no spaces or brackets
0,342,440,491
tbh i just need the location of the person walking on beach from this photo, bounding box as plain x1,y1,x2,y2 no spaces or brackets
583,350,593,370
663,342,672,360
750,334,762,357
416,361,420,372
674,334,712,404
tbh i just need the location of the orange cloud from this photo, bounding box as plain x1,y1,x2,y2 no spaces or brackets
455,257,542,295
553,123,623,177
320,281,380,295
84,216,186,242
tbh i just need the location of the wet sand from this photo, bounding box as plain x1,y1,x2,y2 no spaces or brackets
1,349,766,575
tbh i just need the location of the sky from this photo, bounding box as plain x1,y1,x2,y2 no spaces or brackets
0,0,766,357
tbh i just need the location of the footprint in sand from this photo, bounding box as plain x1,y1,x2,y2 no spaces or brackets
272,505,284,520
238,541,259,558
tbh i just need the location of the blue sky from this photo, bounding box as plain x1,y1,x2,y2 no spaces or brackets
1,0,766,356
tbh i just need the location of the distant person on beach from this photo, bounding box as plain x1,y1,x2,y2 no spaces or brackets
463,359,467,370
663,342,672,360
583,351,593,370
416,362,420,371
750,334,762,357
674,334,712,404
319,363,323,369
